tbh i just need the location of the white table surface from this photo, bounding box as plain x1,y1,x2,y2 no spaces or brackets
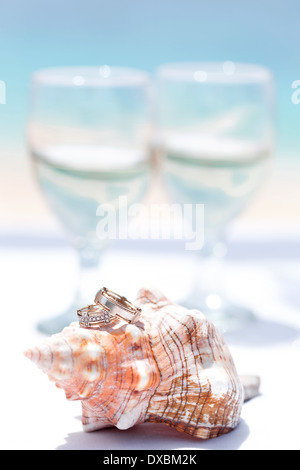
1,223,300,450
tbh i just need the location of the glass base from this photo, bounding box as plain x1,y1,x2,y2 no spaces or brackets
183,291,255,333
37,303,80,335
37,256,102,335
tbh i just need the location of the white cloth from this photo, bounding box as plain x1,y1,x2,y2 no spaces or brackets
1,224,299,450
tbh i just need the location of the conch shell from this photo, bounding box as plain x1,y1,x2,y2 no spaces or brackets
25,288,259,439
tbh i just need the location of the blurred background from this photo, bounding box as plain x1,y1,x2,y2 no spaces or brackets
0,0,299,233
1,0,300,450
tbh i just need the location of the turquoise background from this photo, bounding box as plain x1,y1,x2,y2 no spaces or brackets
0,0,299,161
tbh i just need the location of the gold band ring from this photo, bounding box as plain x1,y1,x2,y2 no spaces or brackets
94,287,141,324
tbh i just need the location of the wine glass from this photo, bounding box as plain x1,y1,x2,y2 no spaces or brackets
27,66,153,334
155,62,275,331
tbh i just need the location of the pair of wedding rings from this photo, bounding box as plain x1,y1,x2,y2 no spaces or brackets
77,287,142,329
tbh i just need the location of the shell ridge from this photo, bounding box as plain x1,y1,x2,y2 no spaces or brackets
182,315,204,435
187,316,213,437
189,336,212,437
143,319,173,422
62,336,75,379
161,311,213,435
210,325,242,436
160,314,193,429
160,316,185,422
205,324,228,438
145,304,243,439
84,324,160,430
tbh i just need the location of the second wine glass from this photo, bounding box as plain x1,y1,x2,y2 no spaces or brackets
156,62,275,331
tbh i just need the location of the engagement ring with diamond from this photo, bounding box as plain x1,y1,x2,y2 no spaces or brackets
77,304,113,329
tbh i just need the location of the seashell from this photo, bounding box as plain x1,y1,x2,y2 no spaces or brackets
24,287,259,439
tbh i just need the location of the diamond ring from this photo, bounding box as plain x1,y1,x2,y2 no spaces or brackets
77,304,113,329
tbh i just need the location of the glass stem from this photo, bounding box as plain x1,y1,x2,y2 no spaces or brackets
74,250,101,308
198,252,222,295
191,234,228,310
195,250,220,294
